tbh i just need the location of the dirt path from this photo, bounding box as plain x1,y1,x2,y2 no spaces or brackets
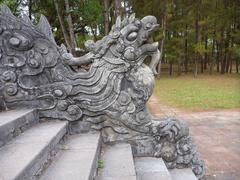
148,95,240,180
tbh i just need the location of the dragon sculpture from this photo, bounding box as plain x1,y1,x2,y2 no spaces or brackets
0,5,204,178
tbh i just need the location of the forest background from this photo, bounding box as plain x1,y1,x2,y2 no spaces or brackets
1,0,240,76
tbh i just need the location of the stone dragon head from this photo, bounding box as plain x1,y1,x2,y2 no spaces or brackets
106,14,159,67
64,14,161,74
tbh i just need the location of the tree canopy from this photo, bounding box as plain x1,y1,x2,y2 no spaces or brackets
1,0,239,76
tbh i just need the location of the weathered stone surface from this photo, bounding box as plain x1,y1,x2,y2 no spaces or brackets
0,121,67,180
98,143,137,180
0,109,38,147
40,133,101,180
0,96,4,111
134,157,172,180
0,5,204,178
170,168,198,180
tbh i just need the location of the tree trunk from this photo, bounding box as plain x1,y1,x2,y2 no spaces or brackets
177,61,181,76
194,1,200,77
221,37,226,74
229,57,232,73
169,62,173,76
103,0,110,35
221,53,226,74
209,57,213,74
225,30,231,73
114,0,121,18
184,25,188,74
220,31,226,74
221,56,226,74
217,61,219,72
211,10,217,74
236,59,239,73
65,0,77,55
194,56,198,77
210,39,215,74
226,54,229,73
157,5,167,78
201,56,204,73
229,36,234,74
29,0,32,20
53,0,71,51
216,43,220,73
204,36,208,70
109,5,114,28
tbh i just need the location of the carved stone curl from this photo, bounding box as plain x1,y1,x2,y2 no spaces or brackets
0,5,204,178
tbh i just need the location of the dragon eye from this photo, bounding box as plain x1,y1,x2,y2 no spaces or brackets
127,31,138,41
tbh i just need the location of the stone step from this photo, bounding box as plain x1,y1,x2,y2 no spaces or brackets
0,121,67,180
169,168,198,180
40,133,101,180
134,157,172,180
97,143,137,180
0,109,38,147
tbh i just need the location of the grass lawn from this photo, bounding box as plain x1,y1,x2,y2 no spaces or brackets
153,74,240,111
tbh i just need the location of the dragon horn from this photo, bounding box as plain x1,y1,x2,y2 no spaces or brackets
22,14,34,26
37,15,56,45
115,16,121,29
1,4,14,16
129,13,135,23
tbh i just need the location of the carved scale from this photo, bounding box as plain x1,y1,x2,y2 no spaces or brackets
0,5,204,178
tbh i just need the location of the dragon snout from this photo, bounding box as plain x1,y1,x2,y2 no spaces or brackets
152,24,159,31
140,42,159,54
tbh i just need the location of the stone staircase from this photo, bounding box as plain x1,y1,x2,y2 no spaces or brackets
97,144,198,180
0,109,38,148
0,109,102,180
40,133,101,180
97,144,136,180
0,109,198,180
